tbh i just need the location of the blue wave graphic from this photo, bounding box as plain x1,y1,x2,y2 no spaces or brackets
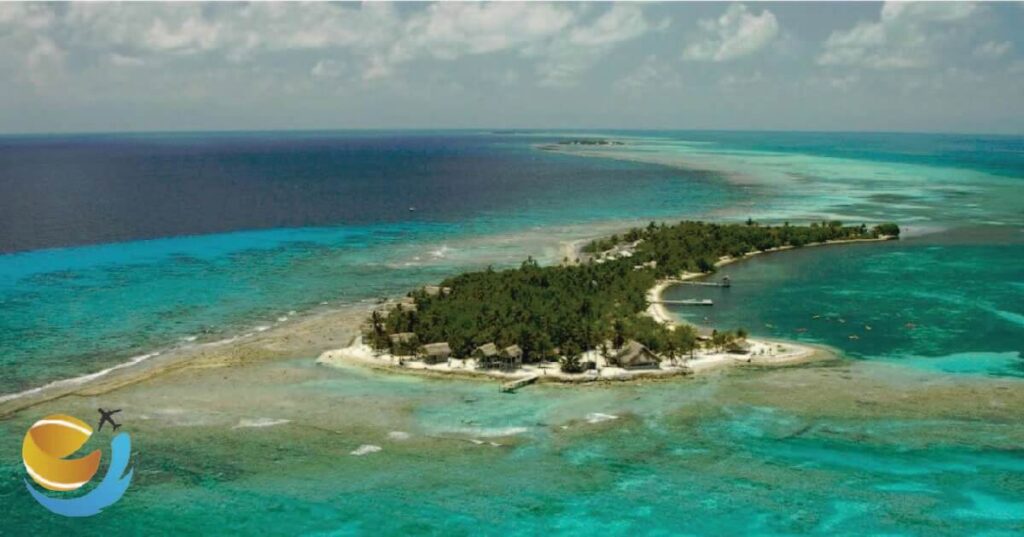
26,432,134,517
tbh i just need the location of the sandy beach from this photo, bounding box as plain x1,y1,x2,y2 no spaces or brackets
317,337,694,383
317,332,828,384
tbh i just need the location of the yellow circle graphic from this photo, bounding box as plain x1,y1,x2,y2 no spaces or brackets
22,414,102,492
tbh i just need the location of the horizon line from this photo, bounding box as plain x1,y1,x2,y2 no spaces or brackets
1,126,1023,138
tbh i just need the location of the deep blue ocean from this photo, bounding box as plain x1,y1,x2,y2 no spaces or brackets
1,131,1022,535
0,132,730,253
0,131,744,393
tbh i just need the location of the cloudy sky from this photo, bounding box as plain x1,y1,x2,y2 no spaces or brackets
2,2,1022,134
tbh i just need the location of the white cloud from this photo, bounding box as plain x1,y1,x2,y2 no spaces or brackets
538,4,661,87
376,3,659,87
805,73,861,92
973,40,1012,59
818,2,981,69
614,55,682,94
109,53,145,67
0,3,54,31
0,3,659,88
569,4,661,47
683,4,779,62
719,71,764,89
394,2,575,61
59,3,397,58
0,4,62,89
1,2,1019,134
311,59,346,80
376,2,577,82
25,37,65,88
826,73,860,91
144,15,222,54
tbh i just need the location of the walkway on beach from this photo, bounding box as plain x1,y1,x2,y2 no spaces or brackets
500,375,539,393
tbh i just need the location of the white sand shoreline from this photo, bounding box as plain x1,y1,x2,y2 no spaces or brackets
317,236,897,385
318,333,826,385
646,235,896,330
641,236,898,373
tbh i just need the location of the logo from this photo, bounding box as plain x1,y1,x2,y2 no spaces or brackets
22,413,134,517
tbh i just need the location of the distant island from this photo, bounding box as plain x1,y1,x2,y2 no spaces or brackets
319,220,899,385
555,139,625,146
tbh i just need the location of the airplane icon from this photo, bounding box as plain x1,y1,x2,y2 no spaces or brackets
97,408,122,432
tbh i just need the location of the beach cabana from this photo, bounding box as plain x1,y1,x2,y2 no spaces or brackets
501,344,523,371
420,342,452,364
474,343,499,368
613,340,660,369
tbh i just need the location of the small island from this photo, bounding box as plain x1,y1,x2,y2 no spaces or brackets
555,138,625,146
535,139,627,152
319,220,899,386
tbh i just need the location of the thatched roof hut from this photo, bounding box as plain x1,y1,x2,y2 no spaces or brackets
502,345,523,360
420,342,452,364
473,342,500,368
473,342,499,358
613,340,660,369
497,344,524,371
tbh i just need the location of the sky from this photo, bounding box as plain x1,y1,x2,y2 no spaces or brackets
1,1,1022,135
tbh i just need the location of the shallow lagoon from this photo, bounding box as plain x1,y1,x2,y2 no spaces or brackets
665,228,1024,378
3,355,1023,535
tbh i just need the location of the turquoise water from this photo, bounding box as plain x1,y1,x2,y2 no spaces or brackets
0,138,738,393
2,359,1022,535
545,131,1024,229
2,131,1023,535
665,228,1024,377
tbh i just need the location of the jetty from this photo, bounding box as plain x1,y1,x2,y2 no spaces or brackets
652,299,714,306
672,281,729,288
673,276,731,288
500,374,539,393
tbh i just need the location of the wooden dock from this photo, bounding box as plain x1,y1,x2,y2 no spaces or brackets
500,375,539,393
673,281,730,287
652,299,714,306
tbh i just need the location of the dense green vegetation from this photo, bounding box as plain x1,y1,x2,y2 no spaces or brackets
367,220,898,364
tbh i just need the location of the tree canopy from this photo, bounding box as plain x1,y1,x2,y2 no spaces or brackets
368,220,897,362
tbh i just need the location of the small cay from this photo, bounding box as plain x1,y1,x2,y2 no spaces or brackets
319,220,899,383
